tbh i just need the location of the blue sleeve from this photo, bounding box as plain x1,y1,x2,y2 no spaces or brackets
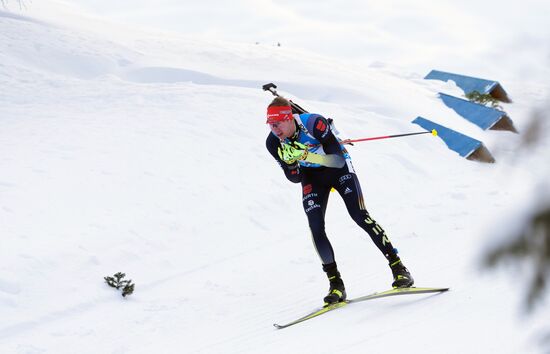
310,115,343,156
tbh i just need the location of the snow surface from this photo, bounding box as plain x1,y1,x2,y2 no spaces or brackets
1,1,549,353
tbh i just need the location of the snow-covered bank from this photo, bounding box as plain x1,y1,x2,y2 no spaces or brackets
1,2,549,353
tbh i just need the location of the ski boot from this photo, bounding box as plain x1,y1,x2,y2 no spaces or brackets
322,262,347,306
390,258,414,288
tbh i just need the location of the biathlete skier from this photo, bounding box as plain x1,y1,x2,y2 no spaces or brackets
265,96,414,306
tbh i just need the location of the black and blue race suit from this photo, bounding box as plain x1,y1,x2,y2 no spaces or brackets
266,113,398,265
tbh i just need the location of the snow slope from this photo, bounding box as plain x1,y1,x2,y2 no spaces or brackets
1,3,549,354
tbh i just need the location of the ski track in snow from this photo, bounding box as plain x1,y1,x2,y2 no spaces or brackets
1,2,550,354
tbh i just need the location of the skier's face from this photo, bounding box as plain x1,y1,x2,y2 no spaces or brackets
269,119,296,140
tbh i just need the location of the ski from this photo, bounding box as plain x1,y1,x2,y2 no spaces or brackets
348,286,449,304
273,301,348,329
273,286,449,329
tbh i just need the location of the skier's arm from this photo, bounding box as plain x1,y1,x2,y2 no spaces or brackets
311,116,344,156
266,134,302,183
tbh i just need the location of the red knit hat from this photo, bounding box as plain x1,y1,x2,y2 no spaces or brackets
266,105,293,124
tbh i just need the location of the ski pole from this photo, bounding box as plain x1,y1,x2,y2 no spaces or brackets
341,130,438,145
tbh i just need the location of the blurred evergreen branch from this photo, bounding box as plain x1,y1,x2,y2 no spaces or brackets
484,206,550,311
484,110,550,315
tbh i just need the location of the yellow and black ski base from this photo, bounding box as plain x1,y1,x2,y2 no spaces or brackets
273,286,449,329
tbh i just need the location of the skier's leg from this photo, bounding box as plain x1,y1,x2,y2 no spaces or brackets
334,172,414,287
302,177,348,304
301,181,334,264
334,172,397,258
